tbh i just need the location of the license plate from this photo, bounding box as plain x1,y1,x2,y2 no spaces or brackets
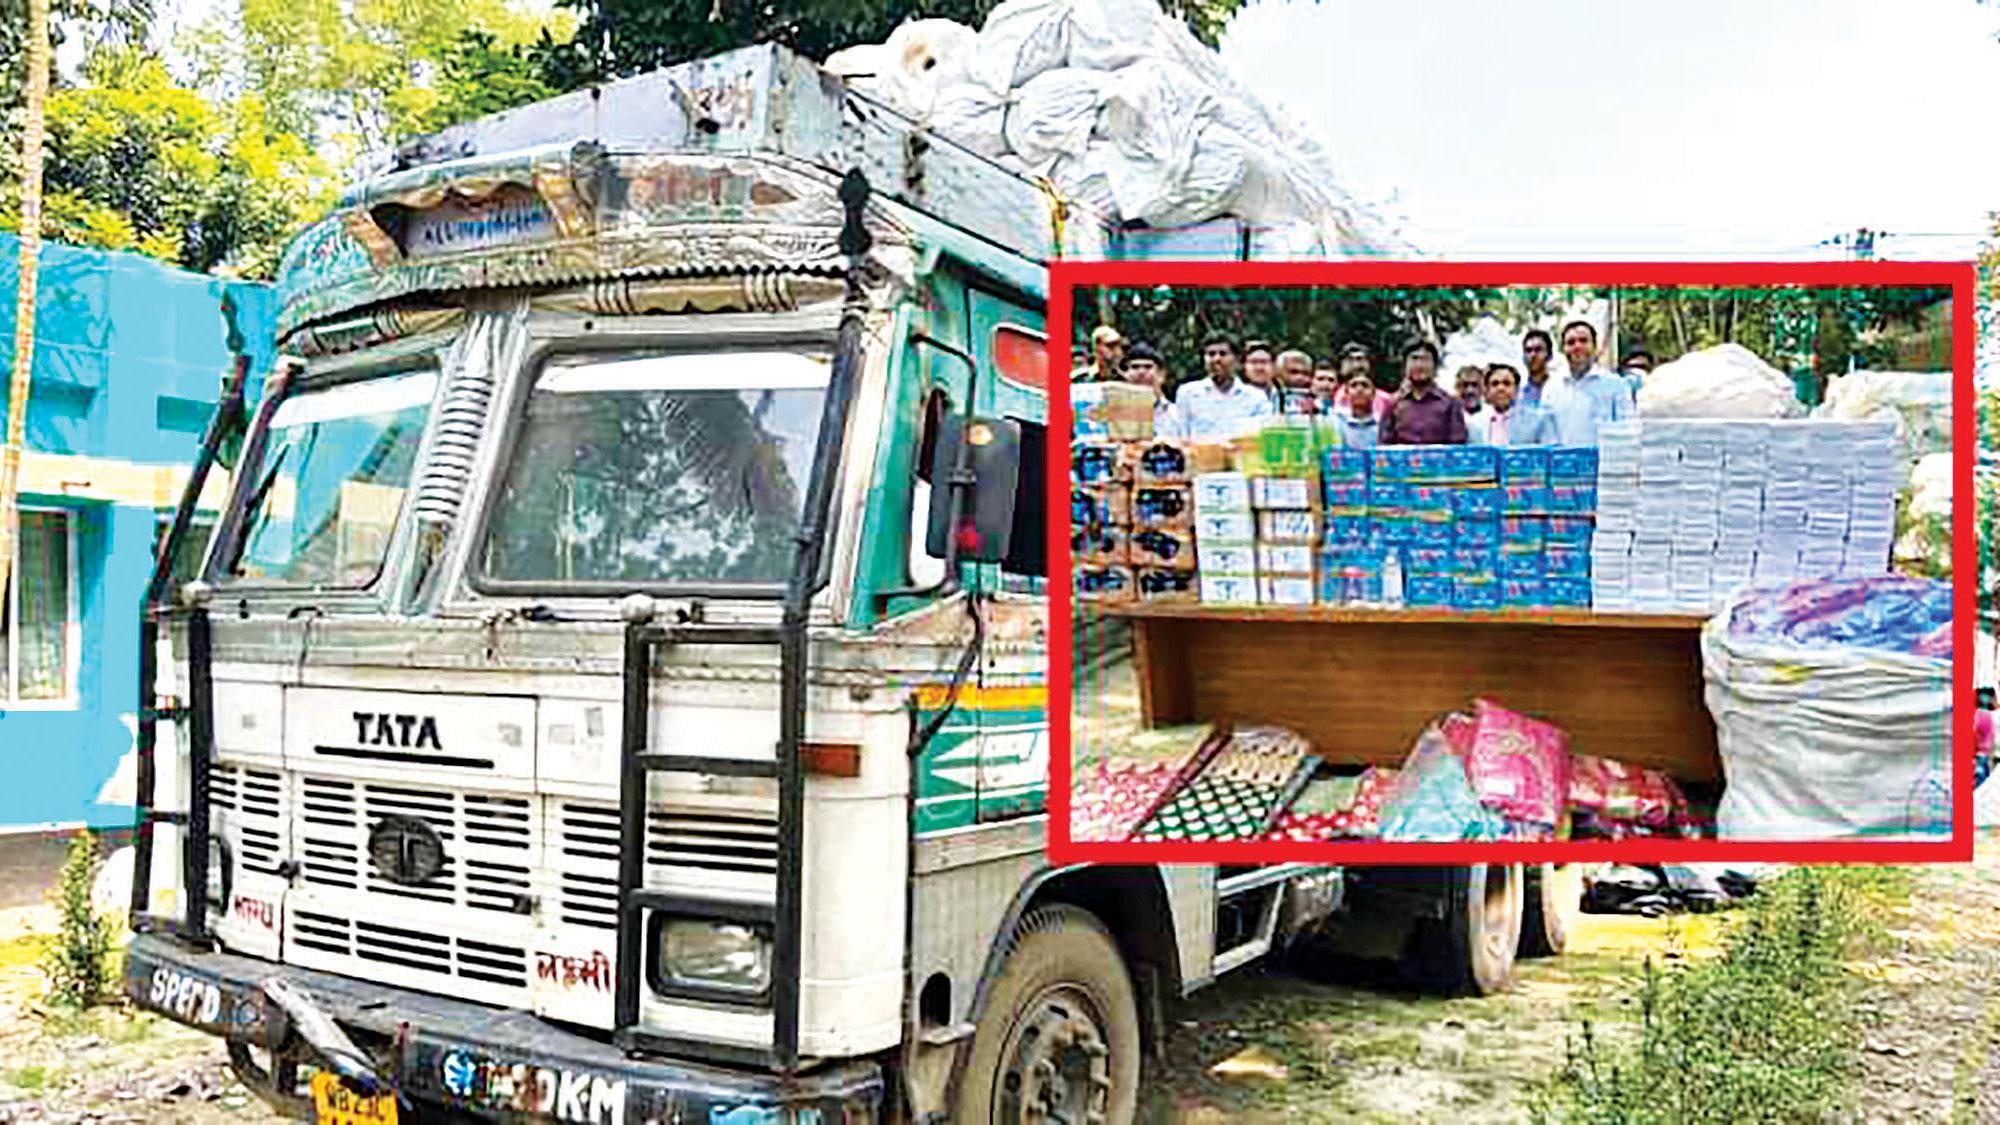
311,1071,398,1125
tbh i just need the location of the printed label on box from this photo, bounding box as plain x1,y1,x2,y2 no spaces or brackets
1258,575,1315,606
1195,511,1256,542
1257,544,1316,575
1197,544,1258,576
1199,574,1258,606
1257,509,1322,543
1193,472,1252,513
1250,476,1316,510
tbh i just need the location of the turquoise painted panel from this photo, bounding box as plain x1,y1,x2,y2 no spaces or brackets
0,236,276,829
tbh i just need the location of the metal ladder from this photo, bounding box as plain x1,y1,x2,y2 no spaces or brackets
611,615,805,1070
129,306,252,939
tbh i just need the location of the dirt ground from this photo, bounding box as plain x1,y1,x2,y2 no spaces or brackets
12,864,1987,1125
0,652,1988,1122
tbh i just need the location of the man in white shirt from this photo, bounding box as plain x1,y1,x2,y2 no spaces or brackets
1481,364,1559,446
1549,320,1637,445
1176,335,1275,441
1122,341,1183,439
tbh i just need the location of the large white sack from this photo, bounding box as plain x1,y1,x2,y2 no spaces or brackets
929,82,1012,158
1442,316,1528,378
1702,604,1951,840
1099,57,1214,169
830,20,978,117
1637,343,1806,419
968,0,1074,92
1045,141,1122,216
1817,370,1951,473
1098,122,1248,227
1004,68,1110,165
1064,0,1181,70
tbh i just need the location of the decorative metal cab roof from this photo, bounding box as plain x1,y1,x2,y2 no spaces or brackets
275,43,1118,339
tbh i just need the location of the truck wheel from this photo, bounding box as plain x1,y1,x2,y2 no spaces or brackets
954,904,1140,1125
1519,863,1583,958
1407,864,1522,996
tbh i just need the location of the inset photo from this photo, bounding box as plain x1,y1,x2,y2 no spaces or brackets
1054,262,1974,862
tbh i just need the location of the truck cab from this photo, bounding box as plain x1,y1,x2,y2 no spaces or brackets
125,44,1562,1125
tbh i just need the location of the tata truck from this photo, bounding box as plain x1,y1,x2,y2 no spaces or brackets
125,44,1575,1124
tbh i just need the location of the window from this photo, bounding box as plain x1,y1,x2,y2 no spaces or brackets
230,369,436,588
153,513,218,590
479,349,831,587
2,509,78,707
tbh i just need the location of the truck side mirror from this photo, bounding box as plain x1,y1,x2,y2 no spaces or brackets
924,414,1021,565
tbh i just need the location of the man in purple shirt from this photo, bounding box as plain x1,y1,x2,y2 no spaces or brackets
1380,340,1469,445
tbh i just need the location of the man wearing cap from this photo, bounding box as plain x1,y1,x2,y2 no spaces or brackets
1177,335,1274,441
1078,325,1125,383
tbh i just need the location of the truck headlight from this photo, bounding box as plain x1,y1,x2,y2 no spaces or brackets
653,918,771,997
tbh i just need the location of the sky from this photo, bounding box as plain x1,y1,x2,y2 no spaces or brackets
1219,0,2000,259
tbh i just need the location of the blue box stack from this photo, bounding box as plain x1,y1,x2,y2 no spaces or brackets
1315,444,1599,613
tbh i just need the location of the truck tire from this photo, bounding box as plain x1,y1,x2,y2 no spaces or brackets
1518,863,1583,958
1407,864,1522,996
954,904,1141,1125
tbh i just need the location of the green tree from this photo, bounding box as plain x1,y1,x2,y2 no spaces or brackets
182,0,576,161
0,0,152,114
4,47,327,277
542,0,1258,88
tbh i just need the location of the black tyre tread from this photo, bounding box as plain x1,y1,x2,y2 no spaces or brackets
1519,864,1571,959
952,903,1141,1125
1407,865,1520,997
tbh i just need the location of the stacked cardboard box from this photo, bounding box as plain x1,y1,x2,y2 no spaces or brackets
1073,436,1225,606
1193,425,1322,606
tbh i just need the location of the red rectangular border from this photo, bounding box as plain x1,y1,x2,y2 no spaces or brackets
1046,260,1977,865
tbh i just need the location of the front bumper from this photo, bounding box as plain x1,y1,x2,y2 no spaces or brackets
126,933,882,1123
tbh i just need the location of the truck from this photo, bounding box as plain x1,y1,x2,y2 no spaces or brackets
124,43,1577,1124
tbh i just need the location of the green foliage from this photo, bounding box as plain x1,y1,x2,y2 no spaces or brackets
1,48,328,277
1076,285,1486,394
1530,867,1907,1124
40,832,114,1011
0,0,153,114
1615,286,1950,394
543,0,1255,87
183,0,577,159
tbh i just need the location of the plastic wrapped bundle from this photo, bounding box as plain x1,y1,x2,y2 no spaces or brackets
1703,576,1952,839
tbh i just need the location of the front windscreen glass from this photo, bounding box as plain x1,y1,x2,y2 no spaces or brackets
478,348,830,586
230,369,436,587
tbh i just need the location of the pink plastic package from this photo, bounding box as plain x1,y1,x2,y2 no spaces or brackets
1569,753,1684,828
1464,698,1573,828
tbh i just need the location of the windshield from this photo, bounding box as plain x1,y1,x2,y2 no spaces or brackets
478,348,830,587
231,369,436,587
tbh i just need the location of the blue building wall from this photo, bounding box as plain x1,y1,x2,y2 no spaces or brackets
0,235,276,829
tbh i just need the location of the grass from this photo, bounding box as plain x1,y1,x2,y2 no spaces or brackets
1528,866,1912,1124
6,1064,50,1091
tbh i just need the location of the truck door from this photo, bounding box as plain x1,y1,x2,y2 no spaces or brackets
966,286,1049,825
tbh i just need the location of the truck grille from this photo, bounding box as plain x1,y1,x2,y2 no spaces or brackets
291,909,530,989
552,800,778,929
296,776,534,915
209,762,284,876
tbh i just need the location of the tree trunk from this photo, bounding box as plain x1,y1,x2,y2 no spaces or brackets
0,0,50,610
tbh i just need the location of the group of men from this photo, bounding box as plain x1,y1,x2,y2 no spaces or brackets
1076,322,1654,448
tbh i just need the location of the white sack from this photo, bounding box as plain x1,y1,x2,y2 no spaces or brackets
929,82,1013,158
1003,68,1109,165
968,0,1074,92
1817,370,1951,473
1637,343,1806,419
1702,605,1951,840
